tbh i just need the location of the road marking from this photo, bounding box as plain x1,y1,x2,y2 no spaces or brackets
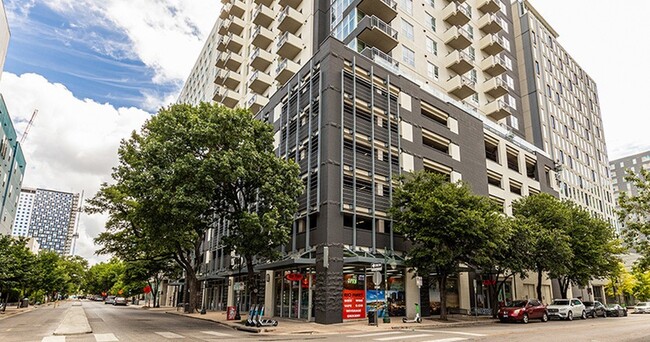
201,331,232,337
42,337,65,342
95,333,119,341
348,332,402,338
421,338,467,342
154,332,185,339
376,334,432,341
435,331,486,337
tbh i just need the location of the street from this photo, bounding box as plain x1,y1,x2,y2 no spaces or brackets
2,302,650,341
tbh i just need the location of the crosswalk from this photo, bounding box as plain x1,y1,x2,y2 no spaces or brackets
40,330,233,341
346,330,486,342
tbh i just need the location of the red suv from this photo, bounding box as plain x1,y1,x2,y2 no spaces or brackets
498,299,548,323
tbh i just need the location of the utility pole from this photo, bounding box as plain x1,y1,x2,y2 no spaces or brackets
20,109,38,144
71,190,84,256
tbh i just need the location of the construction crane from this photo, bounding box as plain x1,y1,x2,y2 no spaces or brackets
20,109,38,144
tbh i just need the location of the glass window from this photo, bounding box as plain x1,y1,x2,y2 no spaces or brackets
402,0,413,14
426,37,437,55
402,46,415,66
427,14,436,32
427,62,439,80
402,19,414,40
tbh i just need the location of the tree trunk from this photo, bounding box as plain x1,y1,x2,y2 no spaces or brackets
536,269,543,302
245,255,258,306
185,270,201,313
558,277,570,299
438,273,449,321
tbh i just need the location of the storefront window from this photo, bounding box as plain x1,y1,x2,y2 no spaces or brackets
274,269,314,320
428,277,460,315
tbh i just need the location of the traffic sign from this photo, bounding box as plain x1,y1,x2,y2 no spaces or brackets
416,276,423,288
233,282,246,292
373,271,382,286
370,263,382,272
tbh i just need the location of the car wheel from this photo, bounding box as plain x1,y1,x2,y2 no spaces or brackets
603,311,607,318
581,310,587,319
541,312,548,322
522,314,529,324
499,318,507,323
567,311,573,321
624,311,628,317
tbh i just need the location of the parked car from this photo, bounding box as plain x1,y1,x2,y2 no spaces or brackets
583,301,607,318
635,302,650,314
93,295,103,301
605,304,627,317
498,299,548,323
113,297,127,306
104,296,116,305
546,298,586,321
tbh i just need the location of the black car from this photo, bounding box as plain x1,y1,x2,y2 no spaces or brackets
583,301,607,318
605,304,628,317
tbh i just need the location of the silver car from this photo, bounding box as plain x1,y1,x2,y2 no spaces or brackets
546,298,586,320
635,302,650,313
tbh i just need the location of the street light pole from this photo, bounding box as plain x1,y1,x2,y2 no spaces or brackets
383,248,391,323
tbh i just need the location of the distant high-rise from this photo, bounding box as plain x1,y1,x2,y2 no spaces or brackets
12,188,79,255
177,19,222,105
610,150,650,199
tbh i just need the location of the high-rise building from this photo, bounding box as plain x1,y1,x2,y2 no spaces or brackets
610,150,650,199
183,0,613,323
0,0,9,80
178,20,223,105
12,188,80,255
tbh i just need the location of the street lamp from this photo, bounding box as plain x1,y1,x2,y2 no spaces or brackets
383,248,397,323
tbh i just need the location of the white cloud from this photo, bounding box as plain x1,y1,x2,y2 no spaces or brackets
0,72,150,264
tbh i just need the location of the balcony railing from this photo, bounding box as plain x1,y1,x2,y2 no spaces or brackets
360,47,399,72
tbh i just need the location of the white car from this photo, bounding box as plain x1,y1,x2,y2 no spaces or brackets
635,302,650,313
546,298,586,320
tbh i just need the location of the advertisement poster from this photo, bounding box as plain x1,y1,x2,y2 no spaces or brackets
366,290,386,314
342,289,366,319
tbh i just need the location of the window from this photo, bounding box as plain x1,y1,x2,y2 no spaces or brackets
402,46,415,66
426,37,437,55
427,14,436,32
402,19,414,40
470,69,477,82
402,0,413,14
510,116,519,130
468,47,475,60
427,62,439,80
535,61,540,75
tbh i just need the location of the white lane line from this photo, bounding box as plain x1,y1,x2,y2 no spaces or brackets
95,333,119,341
42,337,66,342
421,338,467,342
436,331,486,337
376,334,432,341
201,331,232,337
154,332,185,339
348,332,402,338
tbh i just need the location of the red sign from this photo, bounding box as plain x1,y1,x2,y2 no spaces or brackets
482,279,497,286
285,273,303,282
143,285,152,293
342,289,366,319
227,306,237,320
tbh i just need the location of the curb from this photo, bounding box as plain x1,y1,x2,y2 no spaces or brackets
0,307,35,321
390,319,498,330
165,311,275,334
53,306,92,336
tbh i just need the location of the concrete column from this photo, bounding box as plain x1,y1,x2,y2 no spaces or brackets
264,270,275,316
314,243,343,324
227,276,235,307
405,270,420,318
459,272,471,313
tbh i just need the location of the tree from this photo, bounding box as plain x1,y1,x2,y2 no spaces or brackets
632,268,650,302
0,236,34,309
390,171,507,320
618,168,650,269
552,202,621,298
87,103,302,313
512,193,573,302
605,262,635,304
85,259,124,296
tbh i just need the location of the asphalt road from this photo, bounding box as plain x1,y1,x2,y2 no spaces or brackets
2,302,650,342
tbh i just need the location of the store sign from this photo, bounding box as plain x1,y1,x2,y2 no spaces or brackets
285,273,303,282
342,289,366,319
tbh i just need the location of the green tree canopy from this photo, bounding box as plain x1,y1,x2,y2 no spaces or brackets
618,168,650,270
390,171,507,320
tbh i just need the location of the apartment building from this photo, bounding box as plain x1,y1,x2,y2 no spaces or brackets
179,0,617,323
610,150,650,199
13,188,80,255
178,20,222,105
0,95,26,236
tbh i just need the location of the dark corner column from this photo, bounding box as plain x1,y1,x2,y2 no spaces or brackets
315,243,343,324
419,275,431,317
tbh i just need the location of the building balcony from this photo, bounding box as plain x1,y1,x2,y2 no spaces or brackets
219,4,229,19
443,26,472,50
478,13,504,34
484,100,512,121
216,52,226,68
250,47,273,71
248,70,273,93
356,15,399,54
252,4,274,28
251,25,274,49
216,36,227,52
218,18,229,35
224,51,243,71
275,58,300,85
444,50,473,75
483,77,508,98
360,47,399,72
214,87,239,108
225,33,244,53
277,6,303,33
214,69,225,84
254,0,274,8
229,0,246,18
481,55,507,76
480,34,505,55
227,15,245,35
221,70,242,90
247,94,269,113
275,31,303,60
220,0,229,4
357,0,398,24
443,1,471,27
477,0,500,14
279,0,302,9
446,75,476,100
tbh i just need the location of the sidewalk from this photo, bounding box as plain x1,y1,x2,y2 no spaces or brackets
0,305,35,321
162,308,496,335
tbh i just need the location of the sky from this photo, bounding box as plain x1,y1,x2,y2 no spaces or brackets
0,0,648,264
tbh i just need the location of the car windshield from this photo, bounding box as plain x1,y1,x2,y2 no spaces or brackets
507,300,528,307
551,299,570,306
637,302,648,306
607,304,618,308
582,301,594,306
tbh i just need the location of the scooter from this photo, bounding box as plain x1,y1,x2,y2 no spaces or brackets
245,304,259,326
402,303,422,323
256,305,278,327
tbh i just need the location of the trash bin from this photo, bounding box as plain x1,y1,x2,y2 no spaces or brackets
20,298,29,308
368,310,376,325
